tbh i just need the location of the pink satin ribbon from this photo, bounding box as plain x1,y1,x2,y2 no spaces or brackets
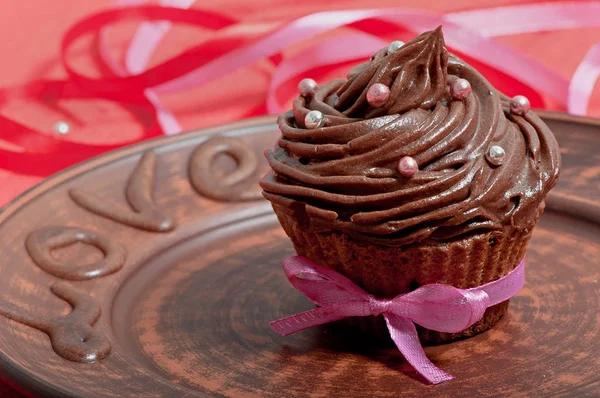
271,256,526,384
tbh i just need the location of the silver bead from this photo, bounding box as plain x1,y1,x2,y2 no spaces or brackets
304,110,324,129
387,40,404,54
486,145,506,166
53,121,70,135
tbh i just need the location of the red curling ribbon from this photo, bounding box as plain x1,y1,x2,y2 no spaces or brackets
0,1,599,180
61,6,238,95
98,0,197,135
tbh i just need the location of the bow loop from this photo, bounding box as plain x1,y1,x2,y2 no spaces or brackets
283,256,370,307
392,284,490,333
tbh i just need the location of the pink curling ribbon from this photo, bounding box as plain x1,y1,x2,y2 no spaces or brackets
271,256,526,384
1,2,600,178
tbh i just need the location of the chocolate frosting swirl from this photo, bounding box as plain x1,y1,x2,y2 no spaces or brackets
260,27,561,246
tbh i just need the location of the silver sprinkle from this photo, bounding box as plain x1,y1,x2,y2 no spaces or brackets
304,110,324,129
54,121,70,135
486,145,506,166
387,40,404,54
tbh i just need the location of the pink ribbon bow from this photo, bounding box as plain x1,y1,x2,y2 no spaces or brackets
271,256,526,384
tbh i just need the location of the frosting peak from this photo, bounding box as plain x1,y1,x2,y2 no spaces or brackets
336,26,448,118
261,28,561,246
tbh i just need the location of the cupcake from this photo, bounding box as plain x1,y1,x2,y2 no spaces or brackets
260,27,561,344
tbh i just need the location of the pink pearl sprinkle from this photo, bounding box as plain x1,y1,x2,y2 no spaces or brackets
510,95,530,115
450,78,472,101
398,156,418,178
298,78,318,97
366,83,390,108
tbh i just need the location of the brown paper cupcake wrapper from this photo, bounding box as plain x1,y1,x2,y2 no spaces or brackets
273,203,533,345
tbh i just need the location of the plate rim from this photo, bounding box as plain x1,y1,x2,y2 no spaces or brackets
0,115,274,398
2,111,599,221
0,111,597,397
0,115,276,223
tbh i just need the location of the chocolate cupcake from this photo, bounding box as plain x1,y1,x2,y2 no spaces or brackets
260,27,561,344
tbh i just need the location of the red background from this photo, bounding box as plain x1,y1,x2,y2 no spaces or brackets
1,0,600,208
0,0,599,396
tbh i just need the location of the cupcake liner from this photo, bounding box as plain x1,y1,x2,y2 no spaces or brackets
273,203,534,345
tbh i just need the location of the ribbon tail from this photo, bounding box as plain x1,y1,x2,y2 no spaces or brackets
383,313,453,385
271,303,362,336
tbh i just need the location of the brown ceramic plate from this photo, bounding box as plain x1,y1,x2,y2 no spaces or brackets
0,112,598,398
